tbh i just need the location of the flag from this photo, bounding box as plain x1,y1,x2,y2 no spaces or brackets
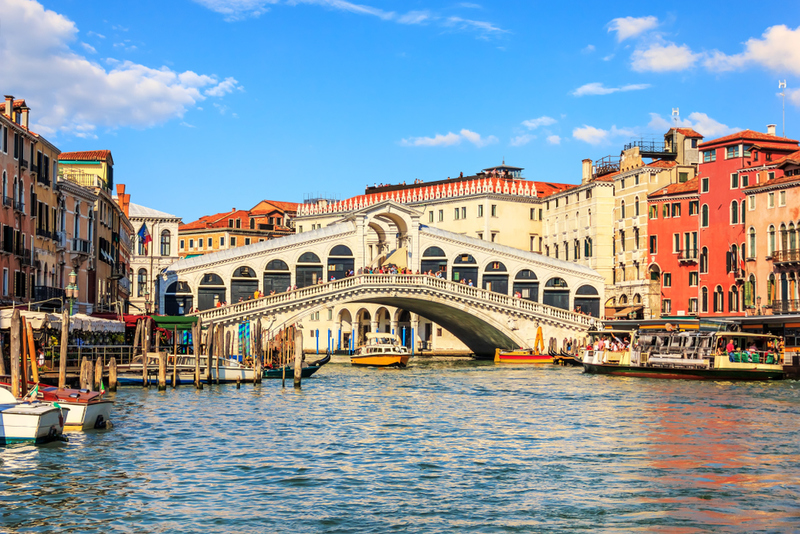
100,381,105,394
24,383,39,400
137,223,152,255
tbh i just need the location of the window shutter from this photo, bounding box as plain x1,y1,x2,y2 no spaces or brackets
725,251,732,273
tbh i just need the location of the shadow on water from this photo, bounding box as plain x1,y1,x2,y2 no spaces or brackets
2,361,800,533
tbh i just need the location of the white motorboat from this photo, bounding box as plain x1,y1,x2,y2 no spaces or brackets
117,353,255,385
351,333,411,368
0,387,66,445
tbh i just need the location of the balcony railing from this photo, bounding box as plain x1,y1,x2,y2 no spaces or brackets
30,163,39,175
58,170,108,191
73,237,91,254
13,198,23,212
678,248,698,262
20,248,32,266
772,249,800,264
34,285,65,303
20,157,28,169
55,231,67,250
771,300,800,315
36,173,50,187
623,139,678,157
2,196,11,208
36,228,53,240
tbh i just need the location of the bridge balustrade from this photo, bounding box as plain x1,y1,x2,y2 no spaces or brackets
190,274,597,328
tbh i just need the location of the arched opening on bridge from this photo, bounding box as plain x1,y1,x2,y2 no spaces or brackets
482,261,508,295
231,266,258,303
395,309,412,348
296,252,323,288
198,273,226,310
421,246,447,276
543,277,569,310
375,307,392,334
574,285,600,317
512,269,539,302
452,253,477,284
165,280,193,315
619,294,629,305
327,245,354,281
263,259,290,294
338,309,353,351
355,308,371,346
367,222,388,264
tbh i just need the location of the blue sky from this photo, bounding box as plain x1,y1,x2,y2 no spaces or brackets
2,0,799,222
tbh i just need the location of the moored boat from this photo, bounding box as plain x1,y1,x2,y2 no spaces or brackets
0,387,66,445
0,381,112,431
582,327,785,381
351,333,411,368
553,350,582,366
117,353,255,385
263,354,331,379
494,348,553,364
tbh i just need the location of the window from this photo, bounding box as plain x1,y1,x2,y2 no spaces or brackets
478,232,483,240
701,205,709,227
701,287,708,313
634,227,640,249
244,238,250,245
768,171,775,180
768,192,775,208
729,286,739,312
428,211,434,223
198,239,203,249
586,190,592,200
714,286,724,312
2,268,6,296
700,247,709,273
438,210,444,222
662,204,670,218
634,197,640,216
461,207,466,219
188,239,194,249
679,172,689,183
649,205,657,219
584,237,593,257
621,178,625,189
741,175,749,187
689,298,698,313
748,227,756,258
663,273,672,287
730,173,739,189
689,271,698,286
160,230,171,256
730,201,739,224
779,190,786,206
137,269,147,297
689,200,699,215
231,237,237,246
672,203,681,217
235,219,241,229
180,239,184,250
207,238,212,248
220,237,225,247
491,205,497,217
701,177,709,193
491,233,497,242
662,299,672,314
454,208,460,220
726,145,740,159
768,225,776,255
530,208,535,220
673,233,680,252
620,230,626,252
228,219,234,228
748,195,755,210
478,205,484,217
743,144,752,157
249,219,255,229
620,201,626,219
703,150,716,162
649,235,657,254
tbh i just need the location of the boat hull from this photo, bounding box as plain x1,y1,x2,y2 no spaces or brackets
116,366,255,385
0,403,65,445
583,362,785,381
495,352,553,364
60,401,113,431
263,365,322,379
351,354,410,368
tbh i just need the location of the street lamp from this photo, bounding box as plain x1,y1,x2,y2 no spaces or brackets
144,287,151,314
65,269,78,316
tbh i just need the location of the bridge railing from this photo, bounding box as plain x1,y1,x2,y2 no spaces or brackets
190,274,598,327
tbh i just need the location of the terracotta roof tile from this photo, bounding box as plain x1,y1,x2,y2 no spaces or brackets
58,150,113,162
646,159,678,168
674,128,703,139
0,99,27,113
743,174,800,191
699,129,799,148
649,177,699,198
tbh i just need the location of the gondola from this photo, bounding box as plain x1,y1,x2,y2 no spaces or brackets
553,349,582,367
263,353,331,379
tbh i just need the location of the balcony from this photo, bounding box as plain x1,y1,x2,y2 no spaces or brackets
55,231,67,250
678,248,698,263
20,157,28,169
36,228,53,240
30,163,39,176
72,237,91,254
2,196,11,208
20,248,32,266
13,198,23,213
772,249,800,265
623,138,678,159
58,170,108,191
772,300,800,315
34,285,65,303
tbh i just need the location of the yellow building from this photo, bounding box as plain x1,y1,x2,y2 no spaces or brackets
30,133,60,305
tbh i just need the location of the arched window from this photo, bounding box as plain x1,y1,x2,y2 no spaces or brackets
768,225,776,255
584,237,593,258
748,227,756,259
634,196,640,216
160,230,171,256
730,200,739,224
701,286,709,313
767,273,776,305
700,247,708,274
713,285,724,313
2,171,6,200
620,200,626,219
790,223,797,251
780,223,788,250
729,285,739,312
249,218,255,229
137,268,148,297
701,204,709,227
13,176,18,204
745,274,756,308
74,202,81,241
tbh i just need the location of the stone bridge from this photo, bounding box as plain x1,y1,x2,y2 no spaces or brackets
161,200,604,355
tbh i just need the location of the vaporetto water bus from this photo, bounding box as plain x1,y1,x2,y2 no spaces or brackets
582,324,785,381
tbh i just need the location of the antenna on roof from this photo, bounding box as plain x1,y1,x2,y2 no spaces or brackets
779,80,787,138
671,108,680,125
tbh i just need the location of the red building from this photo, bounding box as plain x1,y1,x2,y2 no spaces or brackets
697,127,799,316
647,177,700,316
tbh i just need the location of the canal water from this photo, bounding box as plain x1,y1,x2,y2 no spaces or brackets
2,360,800,533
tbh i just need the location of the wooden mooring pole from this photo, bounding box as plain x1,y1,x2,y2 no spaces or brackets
157,352,167,391
193,319,202,390
172,325,179,388
20,317,29,397
25,319,38,385
141,319,149,388
10,310,21,397
294,325,303,389
58,309,69,390
108,357,118,391
95,357,103,391
205,322,214,384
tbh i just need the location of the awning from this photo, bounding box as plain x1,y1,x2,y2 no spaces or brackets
614,305,643,317
152,315,198,331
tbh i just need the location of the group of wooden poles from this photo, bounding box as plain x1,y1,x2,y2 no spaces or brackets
134,316,307,391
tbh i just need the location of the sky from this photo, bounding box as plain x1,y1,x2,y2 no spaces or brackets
1,0,799,223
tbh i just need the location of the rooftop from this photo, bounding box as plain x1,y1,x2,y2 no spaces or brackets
128,202,180,220
649,177,699,198
59,150,114,165
699,129,799,149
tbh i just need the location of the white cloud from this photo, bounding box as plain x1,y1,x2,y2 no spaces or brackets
608,16,658,42
510,134,534,147
87,31,105,39
582,44,595,54
631,42,701,72
647,112,737,138
546,135,561,145
704,24,800,76
397,10,430,25
573,125,634,145
602,54,614,61
0,0,241,137
204,76,242,97
193,0,278,20
572,82,650,96
444,16,508,37
521,116,556,129
789,88,800,108
401,128,497,147
80,42,97,54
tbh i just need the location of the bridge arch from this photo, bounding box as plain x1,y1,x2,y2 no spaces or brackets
231,265,258,303
327,244,354,281
296,251,323,288
263,259,290,294
452,253,478,284
198,272,226,310
543,276,569,310
575,284,600,317
482,260,508,295
421,246,447,276
512,269,539,302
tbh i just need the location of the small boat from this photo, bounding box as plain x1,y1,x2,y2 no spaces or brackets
117,353,256,385
0,381,112,431
0,387,66,445
351,333,411,368
494,348,553,364
553,350,582,366
582,327,785,381
263,354,331,379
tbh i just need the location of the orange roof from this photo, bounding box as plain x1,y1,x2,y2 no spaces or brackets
59,150,114,164
0,99,27,113
534,181,576,197
699,130,799,149
179,209,250,231
743,174,800,191
649,177,699,198
647,159,678,168
773,149,800,167
592,171,619,183
250,199,299,215
674,128,703,139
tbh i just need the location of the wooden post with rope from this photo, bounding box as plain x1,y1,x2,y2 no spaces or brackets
10,310,20,397
20,317,29,397
58,309,69,390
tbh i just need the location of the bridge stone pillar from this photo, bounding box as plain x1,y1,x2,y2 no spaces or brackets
411,313,420,352
390,318,398,336
370,318,379,335
355,216,367,270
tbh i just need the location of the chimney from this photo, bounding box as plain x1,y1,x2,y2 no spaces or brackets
767,124,776,136
3,96,12,118
115,184,130,217
20,107,29,130
581,159,592,184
